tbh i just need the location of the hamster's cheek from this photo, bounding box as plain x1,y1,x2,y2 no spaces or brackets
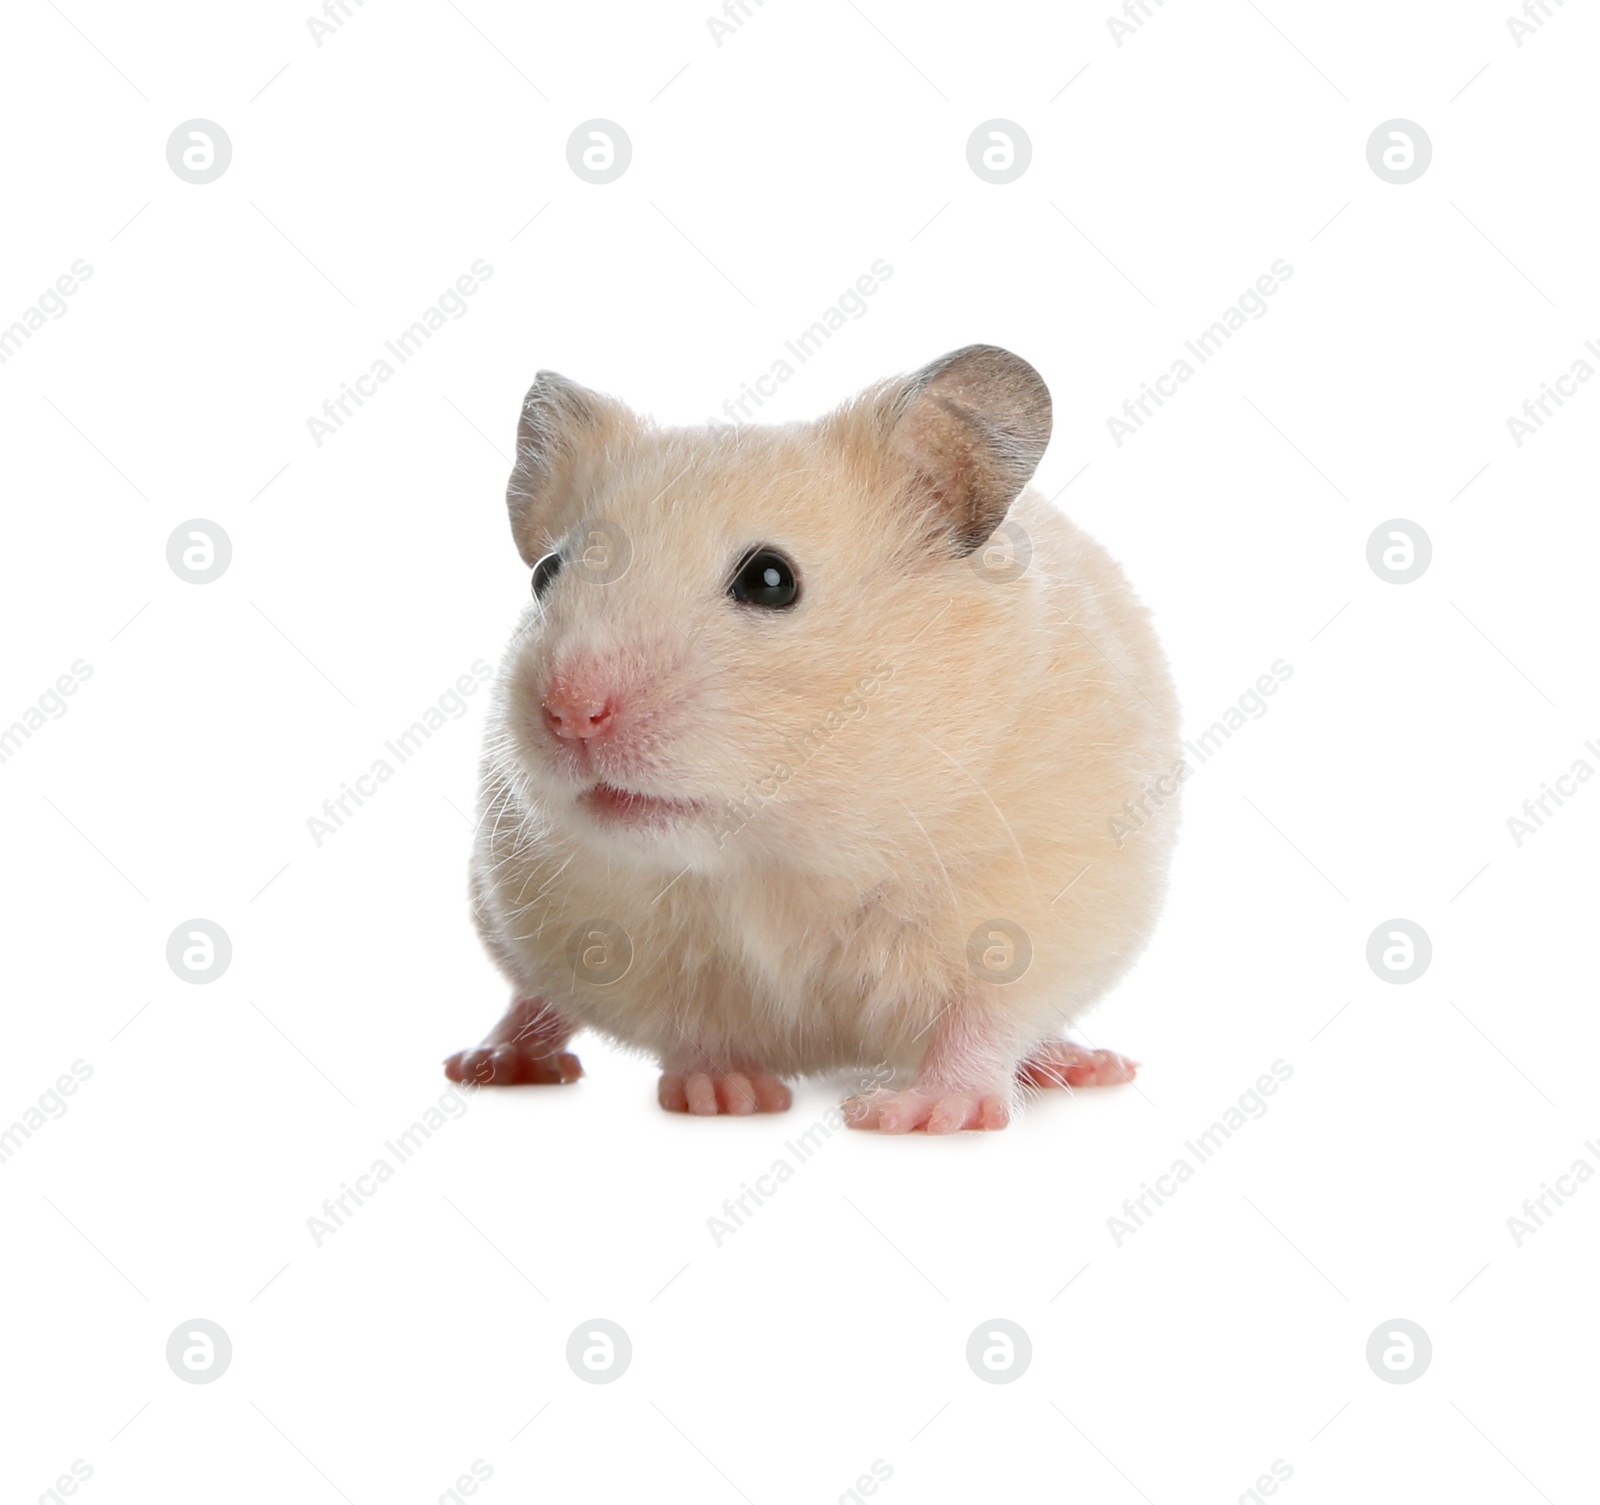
499,650,561,776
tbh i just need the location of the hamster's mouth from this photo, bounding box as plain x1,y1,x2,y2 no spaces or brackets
579,782,704,829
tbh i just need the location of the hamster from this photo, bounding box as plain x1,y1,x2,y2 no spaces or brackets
444,345,1181,1133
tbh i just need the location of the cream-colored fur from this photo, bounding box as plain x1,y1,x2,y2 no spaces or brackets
470,351,1181,1093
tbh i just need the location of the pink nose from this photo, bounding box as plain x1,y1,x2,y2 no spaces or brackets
542,681,616,742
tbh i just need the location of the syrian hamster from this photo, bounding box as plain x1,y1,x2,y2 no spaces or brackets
445,345,1181,1133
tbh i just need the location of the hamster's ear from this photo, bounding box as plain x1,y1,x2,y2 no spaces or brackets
506,370,633,566
872,344,1052,555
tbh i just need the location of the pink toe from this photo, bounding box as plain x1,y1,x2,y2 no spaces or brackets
926,1097,974,1134
754,1076,792,1113
881,1095,931,1134
1019,1042,1138,1090
978,1094,1010,1130
843,1096,878,1129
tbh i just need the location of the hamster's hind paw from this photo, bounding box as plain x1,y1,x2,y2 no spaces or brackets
658,1070,792,1116
1016,1042,1138,1089
843,1089,1011,1134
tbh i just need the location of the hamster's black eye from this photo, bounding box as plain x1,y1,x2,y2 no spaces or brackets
532,551,563,600
729,548,799,609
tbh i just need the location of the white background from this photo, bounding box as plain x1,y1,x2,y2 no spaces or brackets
2,1,1597,1501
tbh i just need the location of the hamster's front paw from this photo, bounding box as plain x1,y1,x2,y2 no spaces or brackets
843,1089,1011,1134
658,1070,792,1116
445,1044,582,1086
443,996,582,1086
